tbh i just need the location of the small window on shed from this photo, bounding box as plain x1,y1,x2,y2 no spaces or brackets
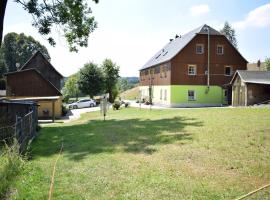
160,89,163,100
164,89,167,101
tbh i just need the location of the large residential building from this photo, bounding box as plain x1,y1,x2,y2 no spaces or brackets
139,24,248,107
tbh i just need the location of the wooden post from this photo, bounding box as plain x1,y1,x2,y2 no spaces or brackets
52,101,55,123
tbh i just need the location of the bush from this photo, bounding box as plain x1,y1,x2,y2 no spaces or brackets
62,105,69,116
62,95,70,103
36,124,42,132
145,101,152,105
0,79,5,90
125,102,130,108
113,101,121,110
0,140,24,198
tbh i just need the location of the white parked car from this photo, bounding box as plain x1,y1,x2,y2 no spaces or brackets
69,99,96,109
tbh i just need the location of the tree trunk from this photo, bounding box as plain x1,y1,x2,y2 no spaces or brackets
0,0,8,46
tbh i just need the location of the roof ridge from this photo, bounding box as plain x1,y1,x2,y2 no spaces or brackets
20,51,63,78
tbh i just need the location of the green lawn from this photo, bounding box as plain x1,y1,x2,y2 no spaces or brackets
8,108,270,199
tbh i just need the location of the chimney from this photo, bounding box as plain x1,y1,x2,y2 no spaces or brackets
16,63,20,70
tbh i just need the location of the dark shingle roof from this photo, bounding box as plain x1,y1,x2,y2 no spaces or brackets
140,24,221,70
232,70,270,85
140,24,249,70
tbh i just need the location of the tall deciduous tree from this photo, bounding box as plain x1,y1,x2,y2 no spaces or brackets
2,32,50,72
0,0,98,52
220,21,238,49
101,59,120,103
62,74,80,100
78,62,104,98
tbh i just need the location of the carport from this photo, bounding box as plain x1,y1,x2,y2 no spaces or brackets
231,70,270,106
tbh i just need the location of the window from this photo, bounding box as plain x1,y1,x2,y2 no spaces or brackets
188,65,197,75
188,90,196,101
160,89,163,100
196,44,204,54
164,89,167,101
160,66,163,78
217,45,224,55
225,66,232,76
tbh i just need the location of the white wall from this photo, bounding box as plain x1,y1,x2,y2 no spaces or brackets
139,85,171,106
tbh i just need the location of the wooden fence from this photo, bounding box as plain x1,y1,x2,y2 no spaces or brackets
0,100,38,152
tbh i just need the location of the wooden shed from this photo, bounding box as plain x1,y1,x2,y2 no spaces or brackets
5,51,63,121
230,70,270,106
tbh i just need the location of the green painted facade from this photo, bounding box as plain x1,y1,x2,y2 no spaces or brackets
171,85,227,106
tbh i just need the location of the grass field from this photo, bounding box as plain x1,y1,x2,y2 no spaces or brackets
120,86,139,100
5,107,270,199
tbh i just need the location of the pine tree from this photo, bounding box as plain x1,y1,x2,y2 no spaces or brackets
220,22,238,49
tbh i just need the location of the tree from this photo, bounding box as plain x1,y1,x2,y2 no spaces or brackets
0,59,7,78
2,32,50,72
220,21,238,48
101,59,120,103
119,77,139,92
0,48,7,78
62,74,81,100
266,58,270,71
0,48,6,90
0,0,99,52
78,62,104,98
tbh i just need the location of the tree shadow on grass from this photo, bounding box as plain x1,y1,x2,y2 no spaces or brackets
30,116,203,161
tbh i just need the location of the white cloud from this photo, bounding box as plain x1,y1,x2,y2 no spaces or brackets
234,3,270,29
190,4,210,17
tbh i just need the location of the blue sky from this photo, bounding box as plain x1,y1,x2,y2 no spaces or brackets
4,0,270,77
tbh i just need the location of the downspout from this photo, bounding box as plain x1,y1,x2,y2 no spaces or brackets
207,27,210,88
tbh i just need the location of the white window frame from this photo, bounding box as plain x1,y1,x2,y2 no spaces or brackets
225,66,232,76
164,89,167,101
196,44,204,54
188,65,197,75
217,45,224,55
188,90,196,101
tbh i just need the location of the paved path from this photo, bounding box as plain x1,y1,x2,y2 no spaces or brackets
63,106,100,123
125,100,232,109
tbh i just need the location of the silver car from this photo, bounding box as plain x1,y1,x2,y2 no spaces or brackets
69,99,96,109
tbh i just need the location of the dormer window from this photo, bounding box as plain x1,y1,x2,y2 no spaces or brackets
217,45,224,55
196,44,204,54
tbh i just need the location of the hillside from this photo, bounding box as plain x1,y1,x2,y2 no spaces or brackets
120,86,139,100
